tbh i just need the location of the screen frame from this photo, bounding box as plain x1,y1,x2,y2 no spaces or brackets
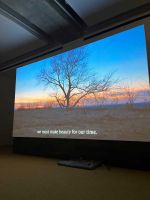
13,20,150,142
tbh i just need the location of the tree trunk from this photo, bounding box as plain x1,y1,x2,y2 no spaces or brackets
66,97,70,108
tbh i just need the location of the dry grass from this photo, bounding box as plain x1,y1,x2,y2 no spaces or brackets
13,107,150,141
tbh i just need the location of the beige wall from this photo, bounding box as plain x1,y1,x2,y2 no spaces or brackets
0,69,16,146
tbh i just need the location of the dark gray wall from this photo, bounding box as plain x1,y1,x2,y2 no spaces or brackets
0,69,16,146
1,16,150,147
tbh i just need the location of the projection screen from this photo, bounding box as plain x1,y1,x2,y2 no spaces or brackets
13,25,150,141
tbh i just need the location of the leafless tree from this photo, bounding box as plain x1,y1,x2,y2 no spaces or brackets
17,104,25,110
109,91,119,105
138,81,150,108
37,47,116,109
124,85,137,107
26,103,33,109
92,92,108,108
142,88,150,109
44,100,55,109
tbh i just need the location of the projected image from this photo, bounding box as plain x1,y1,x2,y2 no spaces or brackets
13,25,150,141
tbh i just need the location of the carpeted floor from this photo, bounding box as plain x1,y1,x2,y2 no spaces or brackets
0,147,150,200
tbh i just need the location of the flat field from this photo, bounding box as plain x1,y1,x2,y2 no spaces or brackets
13,107,150,141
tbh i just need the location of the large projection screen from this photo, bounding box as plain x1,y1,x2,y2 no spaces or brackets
13,25,150,141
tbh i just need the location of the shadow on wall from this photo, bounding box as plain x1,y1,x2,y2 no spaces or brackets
0,69,16,146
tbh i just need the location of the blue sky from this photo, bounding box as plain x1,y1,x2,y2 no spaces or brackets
15,24,149,101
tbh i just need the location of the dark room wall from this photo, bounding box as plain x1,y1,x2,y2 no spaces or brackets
13,16,150,170
0,69,16,146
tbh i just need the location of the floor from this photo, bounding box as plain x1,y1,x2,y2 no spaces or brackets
0,147,150,200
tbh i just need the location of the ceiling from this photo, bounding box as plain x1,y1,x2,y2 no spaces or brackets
0,0,150,71
66,0,150,26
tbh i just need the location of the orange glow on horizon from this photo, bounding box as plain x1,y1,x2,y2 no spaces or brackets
15,86,150,109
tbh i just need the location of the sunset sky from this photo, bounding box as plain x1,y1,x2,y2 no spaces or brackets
15,24,150,107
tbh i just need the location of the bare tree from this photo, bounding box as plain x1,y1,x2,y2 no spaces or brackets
142,88,150,109
124,85,137,107
37,47,116,109
109,91,119,105
92,92,108,108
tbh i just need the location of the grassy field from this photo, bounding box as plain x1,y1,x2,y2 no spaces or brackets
13,107,150,141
